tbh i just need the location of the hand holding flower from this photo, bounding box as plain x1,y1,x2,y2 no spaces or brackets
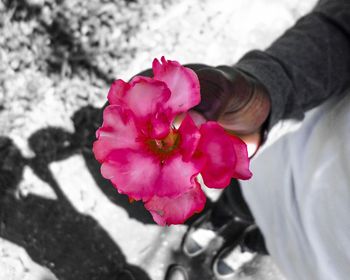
93,57,252,225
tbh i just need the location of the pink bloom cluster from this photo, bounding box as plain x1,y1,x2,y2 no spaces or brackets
93,57,252,226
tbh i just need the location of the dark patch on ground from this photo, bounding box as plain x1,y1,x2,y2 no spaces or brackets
0,118,152,279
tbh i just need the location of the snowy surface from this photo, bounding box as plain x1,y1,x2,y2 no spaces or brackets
0,0,317,279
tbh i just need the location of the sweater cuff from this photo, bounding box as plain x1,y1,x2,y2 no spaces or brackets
236,50,299,130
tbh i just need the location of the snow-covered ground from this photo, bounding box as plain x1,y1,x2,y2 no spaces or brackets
0,0,317,279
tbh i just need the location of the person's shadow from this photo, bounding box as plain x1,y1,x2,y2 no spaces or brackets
0,135,151,280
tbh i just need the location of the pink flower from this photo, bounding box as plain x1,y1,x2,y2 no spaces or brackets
93,57,252,226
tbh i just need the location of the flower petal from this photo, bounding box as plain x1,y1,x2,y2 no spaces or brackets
197,122,237,189
107,79,130,105
144,182,206,226
108,76,171,118
229,135,252,180
100,149,159,200
93,105,140,163
155,153,204,198
153,57,200,114
108,77,173,138
178,114,201,161
147,108,173,139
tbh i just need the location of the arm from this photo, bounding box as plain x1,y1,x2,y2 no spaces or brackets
236,0,350,128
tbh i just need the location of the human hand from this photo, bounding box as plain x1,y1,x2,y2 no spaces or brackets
191,66,271,157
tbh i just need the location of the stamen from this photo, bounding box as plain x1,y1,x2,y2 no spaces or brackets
147,129,181,157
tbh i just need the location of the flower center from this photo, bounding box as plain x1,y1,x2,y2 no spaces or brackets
148,129,180,157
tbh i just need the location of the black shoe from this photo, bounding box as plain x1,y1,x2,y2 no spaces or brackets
212,225,268,279
213,242,256,279
182,210,217,257
182,210,249,258
164,265,188,280
167,179,263,280
164,212,250,280
182,180,253,258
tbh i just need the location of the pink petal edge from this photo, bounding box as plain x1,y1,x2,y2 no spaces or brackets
197,122,237,189
100,148,159,201
92,105,140,163
107,79,130,105
155,152,204,198
108,76,171,119
153,56,201,114
144,182,206,226
228,134,252,180
107,76,174,139
178,114,201,161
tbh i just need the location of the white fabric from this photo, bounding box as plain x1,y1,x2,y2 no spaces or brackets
241,93,350,280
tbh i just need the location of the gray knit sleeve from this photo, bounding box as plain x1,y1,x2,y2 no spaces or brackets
236,0,350,129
